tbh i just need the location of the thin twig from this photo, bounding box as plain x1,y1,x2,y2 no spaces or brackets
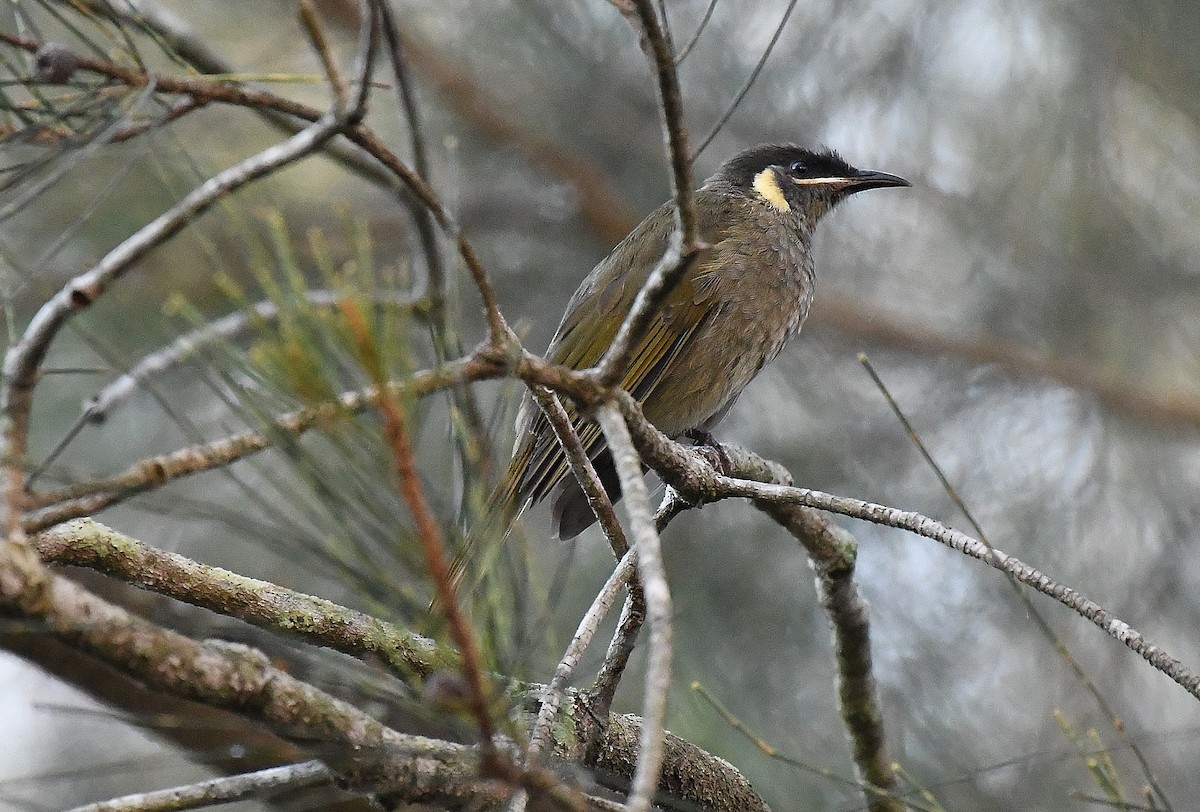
377,5,496,494
674,0,720,64
593,0,703,390
692,682,942,810
596,404,673,812
97,290,418,421
858,353,1173,811
588,486,696,719
23,357,517,532
382,388,495,744
377,7,443,313
529,386,628,557
101,95,205,143
587,589,645,720
692,0,798,160
297,0,350,109
628,0,695,239
65,760,331,812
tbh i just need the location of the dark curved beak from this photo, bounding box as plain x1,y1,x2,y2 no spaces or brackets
844,169,910,193
792,169,911,195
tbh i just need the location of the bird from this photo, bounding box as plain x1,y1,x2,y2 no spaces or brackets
483,144,908,548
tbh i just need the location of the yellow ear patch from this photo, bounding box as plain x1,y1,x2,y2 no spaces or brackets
752,168,790,213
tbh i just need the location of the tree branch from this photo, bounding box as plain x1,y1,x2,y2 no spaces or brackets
34,518,457,678
65,760,332,812
593,0,703,391
596,404,673,812
613,390,1200,702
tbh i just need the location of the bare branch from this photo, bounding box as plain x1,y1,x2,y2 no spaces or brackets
627,0,695,241
613,390,1200,702
589,480,701,719
751,491,901,810
376,4,496,491
297,0,350,109
530,386,628,557
674,0,720,64
595,404,672,812
594,0,703,391
528,548,635,760
588,587,646,721
34,518,457,678
65,760,331,812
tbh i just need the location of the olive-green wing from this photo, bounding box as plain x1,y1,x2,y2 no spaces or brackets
512,194,732,505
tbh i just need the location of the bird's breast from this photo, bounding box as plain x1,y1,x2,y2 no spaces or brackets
641,211,815,433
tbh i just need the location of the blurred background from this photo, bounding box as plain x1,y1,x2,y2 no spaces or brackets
2,0,1200,809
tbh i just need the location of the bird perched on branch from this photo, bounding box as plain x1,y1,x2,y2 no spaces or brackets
491,144,908,543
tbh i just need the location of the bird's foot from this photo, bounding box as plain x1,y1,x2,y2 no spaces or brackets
684,429,732,475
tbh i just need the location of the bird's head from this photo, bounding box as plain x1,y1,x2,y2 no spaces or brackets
710,144,910,222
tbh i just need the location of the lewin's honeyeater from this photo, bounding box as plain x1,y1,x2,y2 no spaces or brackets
490,144,908,543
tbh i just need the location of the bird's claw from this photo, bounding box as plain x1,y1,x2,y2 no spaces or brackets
684,429,733,476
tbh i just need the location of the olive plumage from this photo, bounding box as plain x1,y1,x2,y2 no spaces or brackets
494,144,908,541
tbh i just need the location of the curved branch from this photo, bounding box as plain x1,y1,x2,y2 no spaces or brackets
614,390,1200,702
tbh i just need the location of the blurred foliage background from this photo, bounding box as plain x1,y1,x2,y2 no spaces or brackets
2,0,1200,809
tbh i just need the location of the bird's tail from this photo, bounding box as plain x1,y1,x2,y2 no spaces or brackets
438,449,529,610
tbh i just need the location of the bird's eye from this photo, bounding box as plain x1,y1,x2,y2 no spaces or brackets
788,161,805,174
